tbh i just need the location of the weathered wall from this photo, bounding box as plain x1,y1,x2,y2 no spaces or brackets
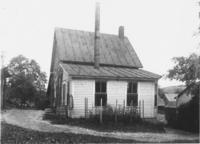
69,80,156,118
138,82,155,118
107,81,127,107
70,80,95,118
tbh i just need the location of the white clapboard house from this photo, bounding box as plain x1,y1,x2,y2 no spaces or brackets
47,4,161,118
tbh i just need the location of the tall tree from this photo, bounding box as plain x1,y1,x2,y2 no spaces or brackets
167,53,200,86
5,55,47,108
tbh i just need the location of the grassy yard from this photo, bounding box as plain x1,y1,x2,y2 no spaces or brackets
1,122,137,143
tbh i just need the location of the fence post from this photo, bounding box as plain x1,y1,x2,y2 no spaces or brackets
123,100,125,115
100,98,103,124
85,97,88,118
142,100,144,118
139,100,141,117
115,99,118,123
130,100,133,122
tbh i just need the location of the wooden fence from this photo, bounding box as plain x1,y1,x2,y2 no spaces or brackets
84,97,145,123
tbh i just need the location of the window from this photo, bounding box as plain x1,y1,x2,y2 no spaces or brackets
62,84,66,105
95,81,107,106
127,82,138,106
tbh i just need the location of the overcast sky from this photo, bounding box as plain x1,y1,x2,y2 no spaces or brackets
0,0,199,87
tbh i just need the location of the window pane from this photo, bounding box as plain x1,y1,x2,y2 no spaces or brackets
132,82,137,93
95,81,101,92
132,93,138,106
95,81,107,106
95,93,101,106
127,94,138,106
101,82,106,92
95,93,107,106
127,94,131,106
127,82,132,93
102,94,107,106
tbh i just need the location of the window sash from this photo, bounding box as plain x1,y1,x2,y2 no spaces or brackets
95,93,107,106
95,81,107,106
127,82,138,106
127,93,138,106
95,81,106,93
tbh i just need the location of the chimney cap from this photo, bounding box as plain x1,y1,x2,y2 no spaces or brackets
118,26,124,39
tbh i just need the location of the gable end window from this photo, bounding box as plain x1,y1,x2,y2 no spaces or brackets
95,81,107,106
127,82,138,106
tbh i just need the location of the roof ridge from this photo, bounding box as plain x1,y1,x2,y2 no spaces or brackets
55,27,127,38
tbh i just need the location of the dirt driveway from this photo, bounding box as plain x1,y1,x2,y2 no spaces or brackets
1,109,199,142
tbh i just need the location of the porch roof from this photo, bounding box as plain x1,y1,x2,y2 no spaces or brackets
61,63,161,81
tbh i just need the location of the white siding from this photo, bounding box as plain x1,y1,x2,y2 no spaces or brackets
70,80,95,118
138,82,155,118
107,81,127,107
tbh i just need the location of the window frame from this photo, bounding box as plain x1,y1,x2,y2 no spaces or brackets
95,81,107,106
127,82,138,106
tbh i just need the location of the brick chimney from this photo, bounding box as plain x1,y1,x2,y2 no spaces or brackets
118,26,124,39
94,2,100,69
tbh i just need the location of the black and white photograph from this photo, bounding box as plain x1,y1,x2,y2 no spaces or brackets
0,0,199,143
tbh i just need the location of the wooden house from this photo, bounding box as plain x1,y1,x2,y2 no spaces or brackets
47,3,161,118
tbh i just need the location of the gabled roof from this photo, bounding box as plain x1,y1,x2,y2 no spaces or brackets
165,101,176,108
165,93,177,102
50,28,143,72
60,63,161,80
177,81,200,98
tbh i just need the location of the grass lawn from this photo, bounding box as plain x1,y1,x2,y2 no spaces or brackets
1,122,136,143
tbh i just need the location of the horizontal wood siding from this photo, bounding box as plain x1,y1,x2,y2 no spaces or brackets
71,80,95,118
107,81,127,107
138,82,155,118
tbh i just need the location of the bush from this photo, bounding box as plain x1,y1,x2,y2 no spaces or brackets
89,104,141,124
176,95,199,132
165,94,199,133
165,107,177,126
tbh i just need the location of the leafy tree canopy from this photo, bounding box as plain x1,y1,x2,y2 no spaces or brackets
4,55,47,108
167,53,200,86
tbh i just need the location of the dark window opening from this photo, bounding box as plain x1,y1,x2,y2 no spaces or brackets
127,82,138,106
95,81,107,106
62,84,66,105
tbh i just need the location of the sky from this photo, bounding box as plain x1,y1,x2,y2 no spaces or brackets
0,0,199,88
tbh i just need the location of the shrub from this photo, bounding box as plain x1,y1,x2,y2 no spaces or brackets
165,94,199,133
176,94,199,132
165,107,177,127
89,104,141,124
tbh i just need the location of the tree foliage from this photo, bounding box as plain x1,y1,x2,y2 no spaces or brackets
166,53,199,132
4,55,48,108
167,53,200,86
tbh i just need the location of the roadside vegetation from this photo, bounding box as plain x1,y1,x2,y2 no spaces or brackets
2,55,49,110
165,53,199,133
1,122,137,143
43,111,165,133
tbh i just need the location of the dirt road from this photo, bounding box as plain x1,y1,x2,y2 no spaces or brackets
1,109,199,142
